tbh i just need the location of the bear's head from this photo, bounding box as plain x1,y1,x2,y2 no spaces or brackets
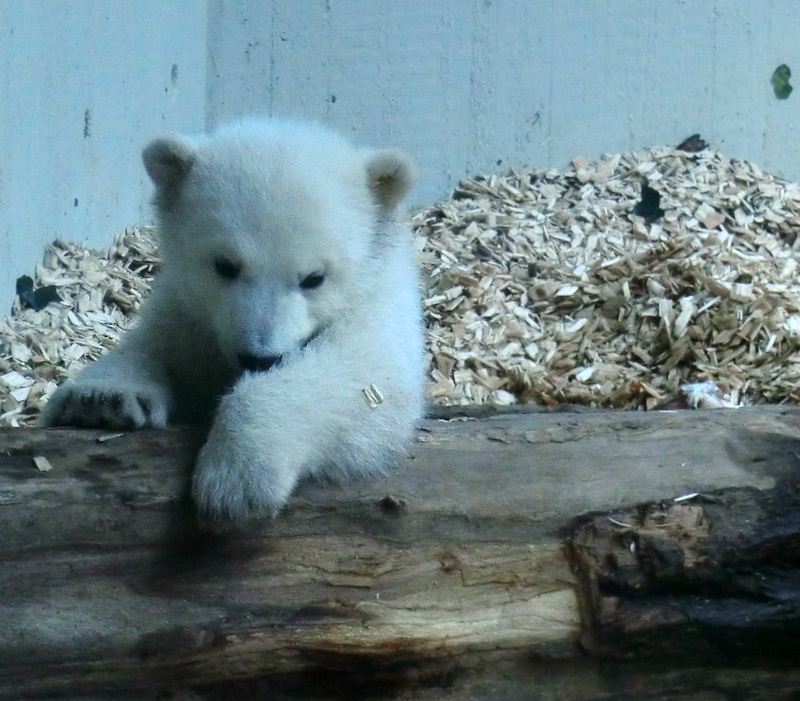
142,119,416,374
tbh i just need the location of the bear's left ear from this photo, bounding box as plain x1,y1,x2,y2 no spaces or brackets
365,149,417,210
142,135,196,191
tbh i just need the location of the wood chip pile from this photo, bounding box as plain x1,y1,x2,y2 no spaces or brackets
416,144,800,408
0,230,158,426
3,143,800,426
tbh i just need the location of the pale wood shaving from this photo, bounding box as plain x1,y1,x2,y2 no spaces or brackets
32,456,53,473
96,432,125,443
362,383,386,409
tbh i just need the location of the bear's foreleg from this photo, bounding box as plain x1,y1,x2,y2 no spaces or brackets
192,341,421,520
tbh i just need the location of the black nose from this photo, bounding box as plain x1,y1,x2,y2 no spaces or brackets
238,353,282,373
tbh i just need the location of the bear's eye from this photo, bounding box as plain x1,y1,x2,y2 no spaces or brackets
214,257,241,280
299,271,325,290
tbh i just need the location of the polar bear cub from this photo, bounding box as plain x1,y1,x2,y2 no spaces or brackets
41,118,425,520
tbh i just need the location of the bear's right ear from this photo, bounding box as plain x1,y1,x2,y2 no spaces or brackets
142,136,196,191
365,149,417,211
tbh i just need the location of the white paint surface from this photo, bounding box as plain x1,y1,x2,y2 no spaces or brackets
207,0,800,200
0,1,207,312
2,0,800,311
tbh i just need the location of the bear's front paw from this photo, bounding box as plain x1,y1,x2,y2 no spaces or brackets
192,424,300,520
39,380,170,429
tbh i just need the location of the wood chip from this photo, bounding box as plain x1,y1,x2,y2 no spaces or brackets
362,383,385,409
96,432,125,443
32,456,53,472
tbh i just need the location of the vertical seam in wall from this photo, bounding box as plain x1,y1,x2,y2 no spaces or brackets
546,0,554,164
323,0,332,118
647,2,656,148
443,0,454,190
204,0,216,131
710,0,718,136
763,0,773,155
379,5,389,137
468,0,492,176
268,0,276,113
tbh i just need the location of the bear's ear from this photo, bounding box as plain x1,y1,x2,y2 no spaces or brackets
142,135,196,191
365,149,417,210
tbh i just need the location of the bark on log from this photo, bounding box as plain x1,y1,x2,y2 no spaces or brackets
1,406,799,699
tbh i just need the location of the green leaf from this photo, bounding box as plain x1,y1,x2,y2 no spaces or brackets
771,64,793,100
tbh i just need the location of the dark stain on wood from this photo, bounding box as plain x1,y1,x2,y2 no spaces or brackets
86,452,124,468
569,456,800,663
379,493,407,512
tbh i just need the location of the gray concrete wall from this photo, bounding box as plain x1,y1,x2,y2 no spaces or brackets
208,0,800,203
0,0,207,313
2,0,800,312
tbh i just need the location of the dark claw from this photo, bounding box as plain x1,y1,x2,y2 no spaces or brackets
137,395,152,419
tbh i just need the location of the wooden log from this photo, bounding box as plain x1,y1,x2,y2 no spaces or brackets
1,406,799,699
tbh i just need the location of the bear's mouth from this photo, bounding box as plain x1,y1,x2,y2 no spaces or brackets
238,353,282,373
301,326,324,351
237,328,323,374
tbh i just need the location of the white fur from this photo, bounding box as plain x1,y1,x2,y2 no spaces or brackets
41,118,425,520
